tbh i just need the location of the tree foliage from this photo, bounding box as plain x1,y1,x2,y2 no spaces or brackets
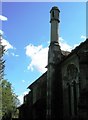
0,34,5,81
0,79,20,119
0,33,6,120
0,34,20,119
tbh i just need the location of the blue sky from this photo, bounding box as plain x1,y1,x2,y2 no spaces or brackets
1,2,86,104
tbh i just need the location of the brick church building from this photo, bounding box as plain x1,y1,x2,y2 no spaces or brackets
18,6,88,120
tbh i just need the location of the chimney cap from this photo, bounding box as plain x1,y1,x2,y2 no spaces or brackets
50,6,60,13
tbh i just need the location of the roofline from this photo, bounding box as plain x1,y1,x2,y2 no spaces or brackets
61,38,88,63
27,39,88,90
27,71,47,90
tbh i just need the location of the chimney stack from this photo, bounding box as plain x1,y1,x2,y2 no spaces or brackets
46,6,63,120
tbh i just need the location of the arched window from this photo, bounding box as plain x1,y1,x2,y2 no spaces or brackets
66,64,79,116
67,64,78,81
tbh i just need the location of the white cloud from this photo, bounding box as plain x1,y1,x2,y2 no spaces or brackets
0,30,4,35
18,90,29,104
59,37,72,51
60,36,87,51
11,53,15,56
22,80,25,83
0,25,18,57
81,35,86,40
0,33,13,51
73,35,86,49
11,52,19,57
15,54,19,57
25,38,72,73
1,38,14,50
0,15,8,21
25,44,48,73
25,36,86,73
0,33,18,57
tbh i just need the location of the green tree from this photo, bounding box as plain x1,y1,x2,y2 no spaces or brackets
0,34,5,81
0,79,20,119
0,34,20,120
0,34,6,120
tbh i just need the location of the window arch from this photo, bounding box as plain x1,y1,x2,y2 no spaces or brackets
66,64,79,116
67,64,78,81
